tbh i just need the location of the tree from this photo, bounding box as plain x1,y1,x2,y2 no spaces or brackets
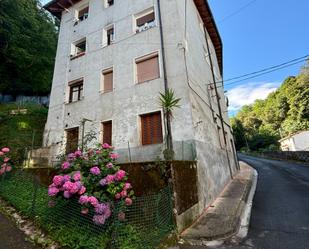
0,0,58,96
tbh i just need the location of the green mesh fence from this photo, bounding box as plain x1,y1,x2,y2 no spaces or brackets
0,170,174,249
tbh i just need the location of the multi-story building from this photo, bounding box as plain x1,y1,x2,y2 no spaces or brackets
43,0,239,230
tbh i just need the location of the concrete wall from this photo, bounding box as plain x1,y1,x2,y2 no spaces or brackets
44,0,238,231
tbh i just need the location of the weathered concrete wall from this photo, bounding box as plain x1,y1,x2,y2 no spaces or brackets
280,131,309,151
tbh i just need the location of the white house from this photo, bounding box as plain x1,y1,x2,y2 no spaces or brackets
279,131,309,151
42,0,239,230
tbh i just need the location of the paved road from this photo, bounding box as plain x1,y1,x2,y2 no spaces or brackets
0,213,37,249
180,155,309,249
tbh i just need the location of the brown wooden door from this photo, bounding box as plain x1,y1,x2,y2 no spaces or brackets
66,127,79,154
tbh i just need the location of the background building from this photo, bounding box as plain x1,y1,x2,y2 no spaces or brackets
279,131,309,151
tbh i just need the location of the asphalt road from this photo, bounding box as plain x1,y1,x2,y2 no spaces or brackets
180,155,309,249
0,213,37,249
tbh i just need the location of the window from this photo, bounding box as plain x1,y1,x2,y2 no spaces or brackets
135,9,156,33
66,127,79,154
69,79,83,103
102,121,112,145
102,68,113,92
136,53,159,83
105,0,114,8
103,25,114,47
71,38,86,59
77,6,89,22
140,112,163,145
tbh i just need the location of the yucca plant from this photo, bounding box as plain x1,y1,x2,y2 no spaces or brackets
159,88,181,118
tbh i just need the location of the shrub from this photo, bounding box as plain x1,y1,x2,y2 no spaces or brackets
48,143,134,225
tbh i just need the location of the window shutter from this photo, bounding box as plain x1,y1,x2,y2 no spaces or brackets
136,55,159,83
137,12,155,26
103,121,112,145
103,71,113,92
141,112,163,145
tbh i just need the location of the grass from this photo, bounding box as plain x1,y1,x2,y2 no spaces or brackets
0,103,48,165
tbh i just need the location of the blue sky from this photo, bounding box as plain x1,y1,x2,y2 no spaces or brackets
41,0,309,115
208,0,309,115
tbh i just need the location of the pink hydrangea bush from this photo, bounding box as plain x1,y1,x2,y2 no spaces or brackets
0,147,13,176
48,143,134,225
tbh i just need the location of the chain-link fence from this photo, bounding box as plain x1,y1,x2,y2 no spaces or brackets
0,169,174,249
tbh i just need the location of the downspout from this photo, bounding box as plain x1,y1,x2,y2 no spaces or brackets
204,27,233,179
157,0,174,156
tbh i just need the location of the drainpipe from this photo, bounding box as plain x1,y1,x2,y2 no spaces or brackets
157,0,173,155
204,27,233,179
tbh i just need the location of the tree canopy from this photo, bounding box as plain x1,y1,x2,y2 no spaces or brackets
0,0,58,96
231,63,309,151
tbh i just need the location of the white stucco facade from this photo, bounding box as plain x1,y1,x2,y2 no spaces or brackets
280,131,309,151
43,0,239,231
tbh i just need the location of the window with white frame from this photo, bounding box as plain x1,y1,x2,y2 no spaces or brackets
135,8,156,33
103,25,115,47
71,38,86,59
68,79,84,103
77,5,89,22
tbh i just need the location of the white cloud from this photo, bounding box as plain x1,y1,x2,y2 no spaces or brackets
226,82,280,112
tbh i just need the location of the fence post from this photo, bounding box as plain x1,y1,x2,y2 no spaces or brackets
31,174,38,217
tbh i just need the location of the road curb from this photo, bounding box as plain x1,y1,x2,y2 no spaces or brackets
179,161,258,247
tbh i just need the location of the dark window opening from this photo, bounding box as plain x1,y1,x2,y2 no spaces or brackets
136,11,155,33
66,127,79,154
102,121,112,145
107,27,114,45
69,80,83,103
78,6,89,21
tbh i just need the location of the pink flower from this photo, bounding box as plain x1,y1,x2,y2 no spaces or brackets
63,175,71,182
3,157,10,163
81,208,89,215
115,193,121,199
1,148,10,153
67,153,75,160
125,198,133,206
124,183,132,190
88,196,99,207
106,162,113,168
69,182,81,194
79,195,89,205
93,215,106,225
5,166,12,172
74,150,82,157
105,175,114,184
120,190,127,198
110,153,119,160
78,186,86,195
62,161,70,170
63,191,72,199
48,187,59,197
102,143,111,149
53,175,64,186
63,181,74,191
73,171,81,181
114,170,126,181
104,207,112,219
90,166,101,176
118,212,125,221
0,152,4,156
99,178,107,186
95,203,109,215
0,167,5,175
95,150,101,154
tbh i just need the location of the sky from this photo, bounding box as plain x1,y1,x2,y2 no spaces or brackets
41,0,309,115
208,0,309,116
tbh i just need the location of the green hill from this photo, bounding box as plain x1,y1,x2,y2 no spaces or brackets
231,63,309,151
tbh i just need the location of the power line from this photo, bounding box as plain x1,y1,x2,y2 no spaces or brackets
218,0,257,24
209,54,309,87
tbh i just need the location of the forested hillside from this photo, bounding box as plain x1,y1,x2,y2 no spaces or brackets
0,0,58,96
231,63,309,151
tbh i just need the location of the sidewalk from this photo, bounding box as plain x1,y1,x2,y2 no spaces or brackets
0,213,37,249
179,161,258,246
